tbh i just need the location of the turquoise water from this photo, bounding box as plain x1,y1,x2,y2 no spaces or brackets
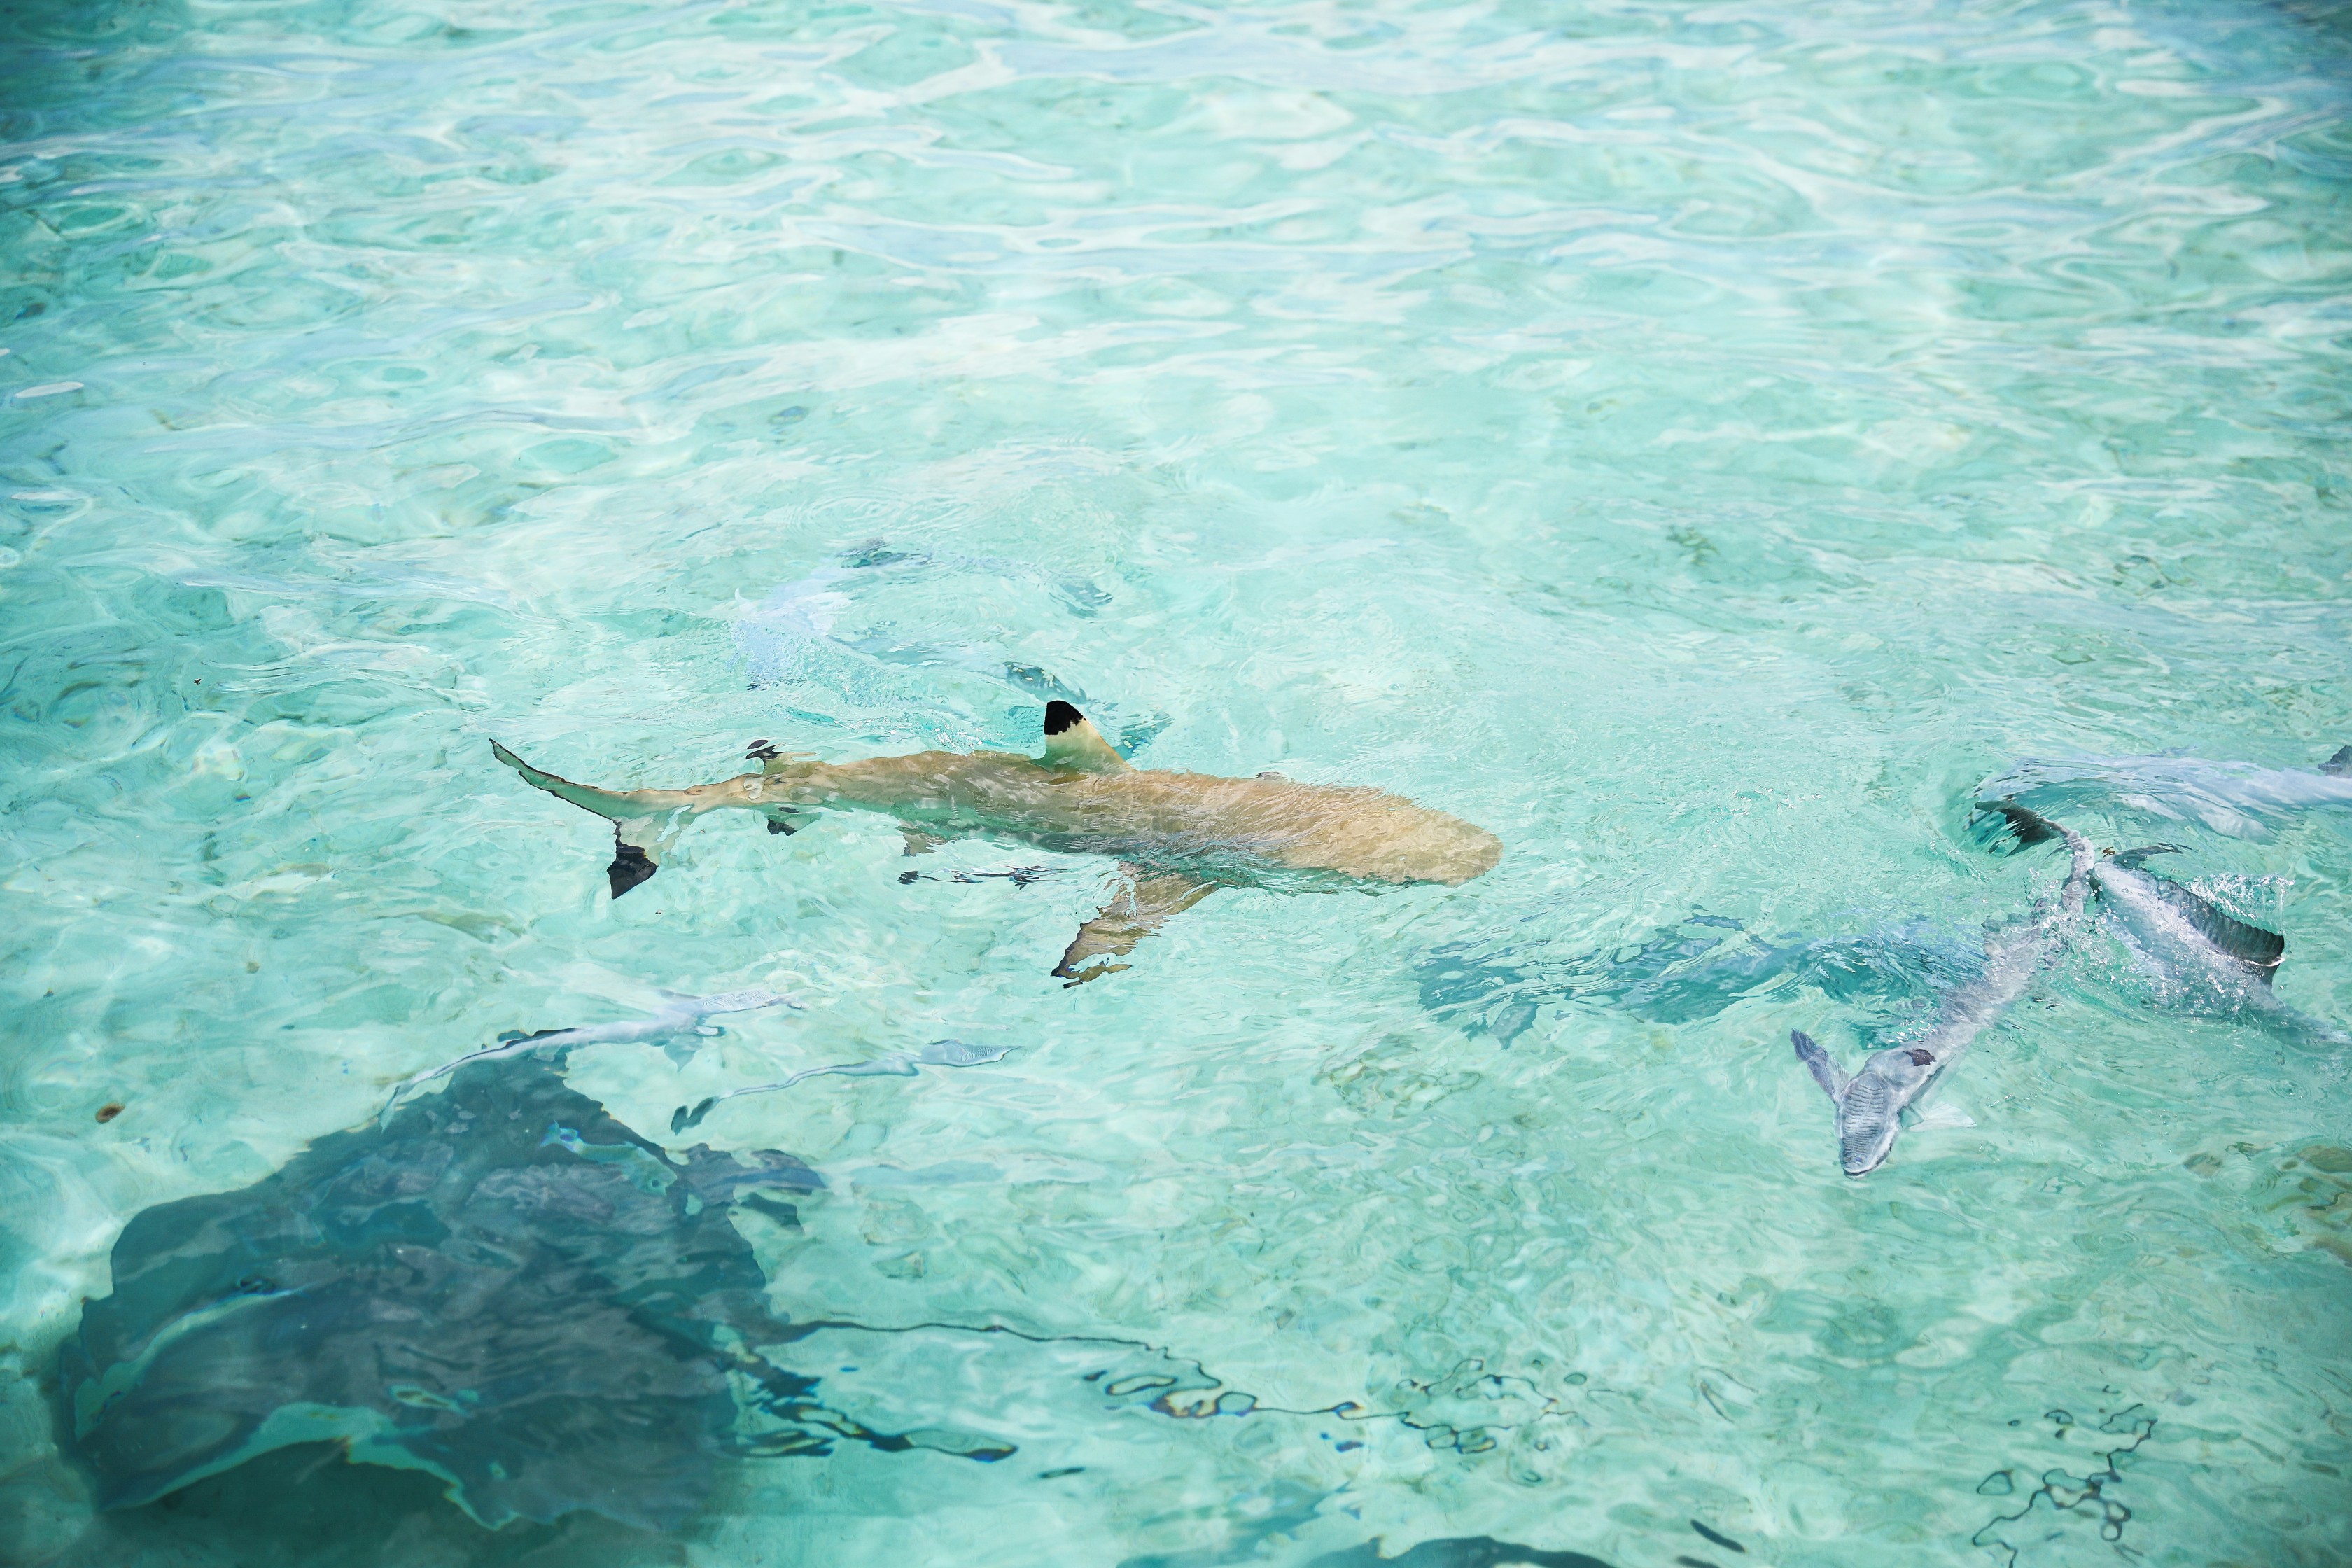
5,0,2352,1561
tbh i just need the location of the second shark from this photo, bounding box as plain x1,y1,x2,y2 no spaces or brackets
1793,806,2096,1176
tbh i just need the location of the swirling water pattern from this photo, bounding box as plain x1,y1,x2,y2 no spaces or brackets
2,0,2351,1563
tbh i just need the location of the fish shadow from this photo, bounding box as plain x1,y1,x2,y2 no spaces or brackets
1418,913,1984,1045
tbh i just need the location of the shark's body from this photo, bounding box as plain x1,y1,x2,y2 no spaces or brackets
2086,850,2348,1046
493,702,1501,983
1794,809,2096,1176
1978,746,2352,840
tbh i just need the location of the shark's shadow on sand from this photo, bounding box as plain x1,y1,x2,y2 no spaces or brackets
50,1054,1261,1539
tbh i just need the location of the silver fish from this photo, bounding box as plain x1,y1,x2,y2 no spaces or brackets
387,987,798,1116
1794,808,2095,1176
672,1037,1011,1132
1978,746,2352,839
493,701,1501,985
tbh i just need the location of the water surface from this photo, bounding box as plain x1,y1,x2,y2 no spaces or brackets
4,0,2351,1563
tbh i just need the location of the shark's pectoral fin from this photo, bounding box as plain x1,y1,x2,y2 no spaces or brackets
1039,701,1132,774
1053,866,1218,986
1910,1101,1976,1130
1791,1030,1849,1099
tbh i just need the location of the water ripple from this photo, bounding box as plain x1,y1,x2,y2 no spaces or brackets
4,0,2352,1564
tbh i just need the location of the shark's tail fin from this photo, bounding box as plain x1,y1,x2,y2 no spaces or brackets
491,741,708,899
1972,799,2091,860
1973,799,2063,850
1792,1030,1848,1099
2323,745,2352,778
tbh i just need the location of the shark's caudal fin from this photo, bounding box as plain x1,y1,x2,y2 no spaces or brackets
2323,745,2352,778
1974,800,2068,851
493,741,654,820
1791,1030,1847,1099
492,741,701,899
1040,701,1131,774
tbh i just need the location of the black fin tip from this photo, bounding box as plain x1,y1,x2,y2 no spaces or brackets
608,836,657,899
1975,800,2061,850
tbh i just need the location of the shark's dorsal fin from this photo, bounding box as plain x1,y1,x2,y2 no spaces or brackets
2323,744,2352,778
1791,1030,1848,1100
1040,701,1131,774
2142,874,2286,981
2110,844,2184,869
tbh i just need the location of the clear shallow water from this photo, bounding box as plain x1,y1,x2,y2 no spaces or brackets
4,0,2352,1561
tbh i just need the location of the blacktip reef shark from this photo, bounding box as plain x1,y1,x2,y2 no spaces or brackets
492,701,1502,985
1793,805,2096,1177
1977,745,2352,840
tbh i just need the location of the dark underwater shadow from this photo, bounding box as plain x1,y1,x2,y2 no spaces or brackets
1306,1538,1611,1568
51,1051,848,1538
1418,911,1986,1045
41,1441,684,1568
38,1046,1345,1560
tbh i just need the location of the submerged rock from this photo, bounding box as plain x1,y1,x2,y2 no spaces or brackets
54,1055,829,1532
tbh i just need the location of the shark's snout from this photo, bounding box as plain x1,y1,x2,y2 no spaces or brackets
1841,1143,1892,1178
1840,1121,1899,1175
1836,1079,1902,1177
